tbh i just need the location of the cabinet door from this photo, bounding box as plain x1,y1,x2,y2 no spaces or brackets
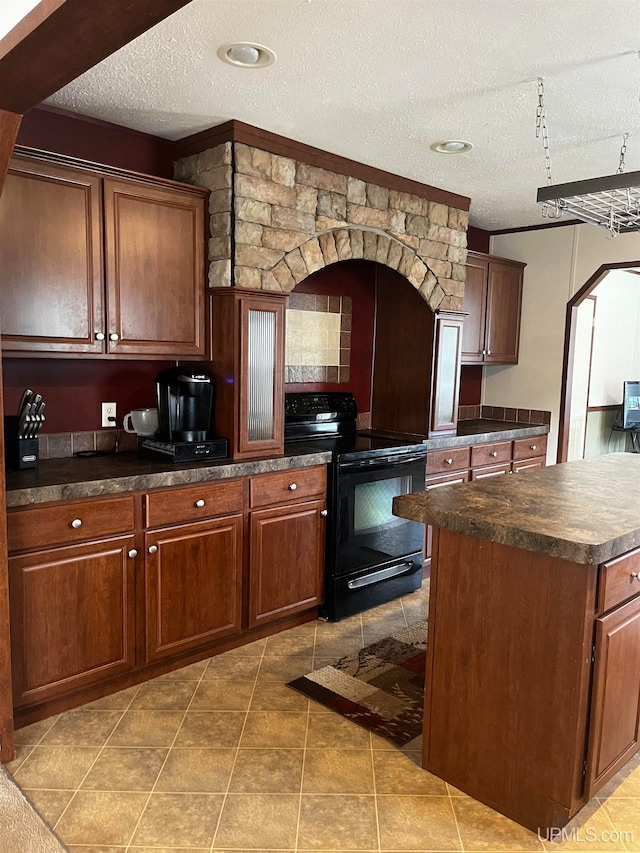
9,536,137,707
248,499,324,627
461,253,489,364
0,157,105,354
238,294,285,457
429,312,463,436
424,470,469,564
145,514,243,662
585,595,640,797
485,260,523,364
104,178,205,358
512,457,545,474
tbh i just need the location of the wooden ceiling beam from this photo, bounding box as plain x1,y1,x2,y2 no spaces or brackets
0,0,194,114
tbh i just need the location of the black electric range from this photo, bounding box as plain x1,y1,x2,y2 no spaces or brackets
284,392,427,620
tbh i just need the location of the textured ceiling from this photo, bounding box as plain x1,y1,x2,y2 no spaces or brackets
6,0,640,229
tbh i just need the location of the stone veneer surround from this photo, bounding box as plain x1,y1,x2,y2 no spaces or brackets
174,142,469,311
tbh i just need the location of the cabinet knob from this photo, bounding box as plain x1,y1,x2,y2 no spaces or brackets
530,445,537,451
70,518,82,529
445,458,453,465
128,549,138,559
194,499,205,508
109,332,119,342
288,483,297,490
148,545,158,554
320,509,328,517
487,349,492,356
490,451,498,457
631,571,640,580
481,349,486,356
95,332,105,341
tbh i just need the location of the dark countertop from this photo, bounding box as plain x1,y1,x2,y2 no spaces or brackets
423,419,549,450
394,453,640,566
5,448,333,507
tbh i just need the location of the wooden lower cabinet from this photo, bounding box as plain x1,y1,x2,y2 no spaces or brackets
9,535,137,707
144,514,243,662
248,499,325,628
585,594,640,797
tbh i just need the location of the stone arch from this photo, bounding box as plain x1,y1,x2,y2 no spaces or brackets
262,227,462,313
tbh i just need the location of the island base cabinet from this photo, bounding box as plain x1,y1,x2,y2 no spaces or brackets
585,595,640,797
9,536,137,707
424,528,597,832
144,515,243,663
248,500,325,628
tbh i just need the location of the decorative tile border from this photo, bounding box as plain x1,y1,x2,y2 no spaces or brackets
38,430,138,459
285,292,352,384
458,405,551,425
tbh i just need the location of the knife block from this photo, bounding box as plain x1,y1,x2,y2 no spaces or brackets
4,416,39,469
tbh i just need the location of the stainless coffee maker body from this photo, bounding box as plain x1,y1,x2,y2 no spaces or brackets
156,367,213,443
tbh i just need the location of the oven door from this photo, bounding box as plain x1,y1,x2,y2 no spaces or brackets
333,451,426,577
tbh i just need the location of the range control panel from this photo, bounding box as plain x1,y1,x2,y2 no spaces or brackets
284,392,357,421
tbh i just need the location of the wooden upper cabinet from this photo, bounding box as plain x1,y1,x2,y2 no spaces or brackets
485,259,524,364
429,311,463,437
461,252,524,365
0,152,207,359
103,178,205,358
460,253,488,364
0,157,104,354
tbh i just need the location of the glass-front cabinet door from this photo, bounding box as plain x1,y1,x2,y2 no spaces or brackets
429,311,464,437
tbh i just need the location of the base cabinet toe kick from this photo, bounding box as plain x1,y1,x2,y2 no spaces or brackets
423,529,640,834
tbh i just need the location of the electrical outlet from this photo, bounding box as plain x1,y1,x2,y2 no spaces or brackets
101,402,117,428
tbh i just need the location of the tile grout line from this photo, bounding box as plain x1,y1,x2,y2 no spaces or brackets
294,618,317,853
50,684,142,838
209,638,267,853
371,728,382,853
447,782,465,853
122,665,209,852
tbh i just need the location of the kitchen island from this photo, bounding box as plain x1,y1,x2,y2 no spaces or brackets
393,453,640,833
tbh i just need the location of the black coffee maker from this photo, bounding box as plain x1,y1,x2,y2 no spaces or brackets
141,367,228,462
156,366,213,442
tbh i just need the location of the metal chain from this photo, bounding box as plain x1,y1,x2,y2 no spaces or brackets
536,77,562,219
536,78,553,187
617,132,629,174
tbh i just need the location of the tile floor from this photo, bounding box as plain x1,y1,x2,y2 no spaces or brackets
6,582,640,852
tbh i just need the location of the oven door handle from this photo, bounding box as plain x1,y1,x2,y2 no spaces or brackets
339,451,427,471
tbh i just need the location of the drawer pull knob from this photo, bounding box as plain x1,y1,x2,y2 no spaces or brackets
128,549,138,559
320,509,328,517
531,444,537,451
491,451,498,457
631,572,640,581
288,483,297,490
109,332,119,342
195,499,205,508
70,518,82,529
148,545,158,554
445,458,453,465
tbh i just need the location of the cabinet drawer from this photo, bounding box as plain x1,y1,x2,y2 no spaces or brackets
7,496,135,553
471,463,511,481
250,466,326,508
145,479,244,528
426,447,470,476
512,458,545,474
598,548,640,614
471,441,511,468
425,470,470,489
512,434,547,461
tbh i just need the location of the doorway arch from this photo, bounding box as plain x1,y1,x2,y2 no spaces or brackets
557,259,640,462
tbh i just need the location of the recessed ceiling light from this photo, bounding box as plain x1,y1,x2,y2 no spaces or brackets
430,140,473,154
217,42,276,68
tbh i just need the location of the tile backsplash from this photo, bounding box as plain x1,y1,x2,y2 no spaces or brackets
38,430,138,460
285,291,351,384
458,405,551,425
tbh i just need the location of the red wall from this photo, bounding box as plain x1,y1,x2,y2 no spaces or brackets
2,359,169,433
17,106,175,178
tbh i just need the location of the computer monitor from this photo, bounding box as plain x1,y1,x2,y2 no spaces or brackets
623,381,640,429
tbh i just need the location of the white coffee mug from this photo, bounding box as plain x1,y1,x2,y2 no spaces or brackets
123,407,158,436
